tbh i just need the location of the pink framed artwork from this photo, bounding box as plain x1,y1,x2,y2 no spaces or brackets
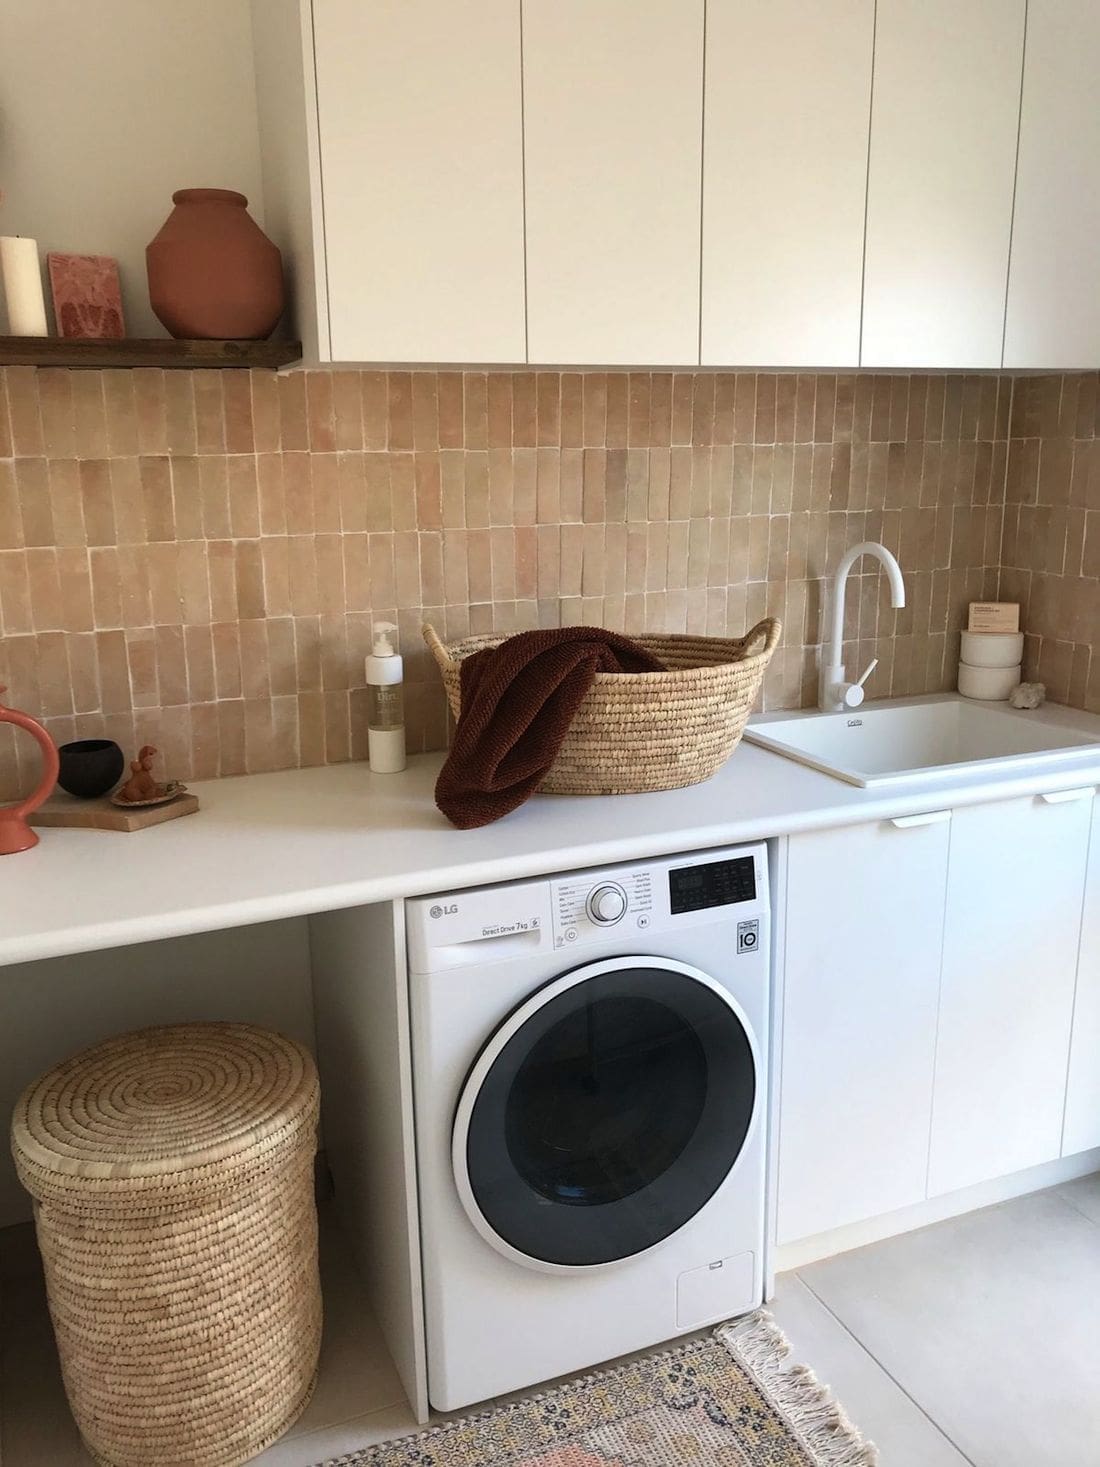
47,253,125,339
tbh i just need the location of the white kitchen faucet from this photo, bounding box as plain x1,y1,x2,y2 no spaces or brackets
819,541,906,711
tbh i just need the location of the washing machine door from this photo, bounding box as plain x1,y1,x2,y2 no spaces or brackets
452,955,759,1272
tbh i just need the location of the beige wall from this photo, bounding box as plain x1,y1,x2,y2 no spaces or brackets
0,0,264,336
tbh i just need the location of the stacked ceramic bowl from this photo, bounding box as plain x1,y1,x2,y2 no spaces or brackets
958,630,1024,700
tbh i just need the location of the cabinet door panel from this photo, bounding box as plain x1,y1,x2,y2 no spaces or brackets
1063,802,1100,1155
522,0,703,366
701,0,873,368
778,819,949,1245
1004,0,1100,368
861,0,1024,368
314,0,526,363
929,793,1093,1196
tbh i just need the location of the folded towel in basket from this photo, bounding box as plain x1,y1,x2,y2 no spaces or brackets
435,627,666,829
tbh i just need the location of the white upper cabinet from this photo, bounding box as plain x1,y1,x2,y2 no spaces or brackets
312,0,526,363
701,0,873,369
521,0,704,366
1004,0,1100,369
265,0,1094,368
861,0,1025,369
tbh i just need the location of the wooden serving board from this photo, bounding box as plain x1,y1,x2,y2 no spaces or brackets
30,791,200,832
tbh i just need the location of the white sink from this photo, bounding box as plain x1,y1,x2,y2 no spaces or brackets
744,694,1100,789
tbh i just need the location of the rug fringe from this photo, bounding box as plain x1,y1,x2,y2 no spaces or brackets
717,1312,880,1467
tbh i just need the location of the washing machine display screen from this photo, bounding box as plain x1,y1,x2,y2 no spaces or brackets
461,966,756,1268
669,856,756,914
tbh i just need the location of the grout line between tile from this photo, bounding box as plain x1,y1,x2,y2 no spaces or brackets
283,1394,413,1445
1053,1184,1100,1231
794,1270,980,1467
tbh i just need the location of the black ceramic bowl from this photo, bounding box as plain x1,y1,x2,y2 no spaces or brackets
57,739,126,799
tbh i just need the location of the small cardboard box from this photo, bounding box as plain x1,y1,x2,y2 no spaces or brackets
968,602,1020,634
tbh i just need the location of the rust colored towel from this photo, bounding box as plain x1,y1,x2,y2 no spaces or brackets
435,627,666,828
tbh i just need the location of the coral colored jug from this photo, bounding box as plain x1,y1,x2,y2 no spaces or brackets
0,686,60,854
146,188,285,340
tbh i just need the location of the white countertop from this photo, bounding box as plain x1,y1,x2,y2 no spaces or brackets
4,698,1100,969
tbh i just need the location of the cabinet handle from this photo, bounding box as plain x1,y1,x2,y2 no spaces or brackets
1038,788,1096,805
889,811,952,828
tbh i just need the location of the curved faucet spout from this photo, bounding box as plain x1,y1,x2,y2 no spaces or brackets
820,542,906,712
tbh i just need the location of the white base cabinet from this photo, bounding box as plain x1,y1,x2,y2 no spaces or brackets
928,791,1094,1197
778,788,1097,1248
1062,799,1100,1156
777,814,949,1244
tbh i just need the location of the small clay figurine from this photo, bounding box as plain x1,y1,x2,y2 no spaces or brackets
117,745,162,804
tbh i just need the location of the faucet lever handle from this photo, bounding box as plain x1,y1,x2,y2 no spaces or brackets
842,658,879,709
855,657,879,689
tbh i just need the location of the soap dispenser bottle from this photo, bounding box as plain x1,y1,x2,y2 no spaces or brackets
365,621,406,773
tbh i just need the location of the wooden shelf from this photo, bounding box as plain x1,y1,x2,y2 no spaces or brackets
0,336,302,370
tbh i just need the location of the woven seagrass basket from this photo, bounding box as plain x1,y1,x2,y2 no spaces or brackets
424,618,781,796
10,1023,322,1467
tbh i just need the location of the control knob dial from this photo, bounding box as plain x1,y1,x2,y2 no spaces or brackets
586,882,628,926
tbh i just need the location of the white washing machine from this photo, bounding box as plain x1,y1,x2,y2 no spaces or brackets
406,843,771,1411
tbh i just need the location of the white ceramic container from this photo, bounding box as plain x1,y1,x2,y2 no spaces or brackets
960,630,1025,668
958,661,1021,701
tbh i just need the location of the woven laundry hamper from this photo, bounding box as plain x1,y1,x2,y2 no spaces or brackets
10,1023,322,1467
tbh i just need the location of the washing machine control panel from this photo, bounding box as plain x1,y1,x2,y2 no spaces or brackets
546,848,767,950
552,869,654,947
407,843,769,971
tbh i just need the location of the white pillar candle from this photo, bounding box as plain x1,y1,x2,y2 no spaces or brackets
0,237,49,336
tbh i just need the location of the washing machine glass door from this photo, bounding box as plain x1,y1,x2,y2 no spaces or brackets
453,956,758,1270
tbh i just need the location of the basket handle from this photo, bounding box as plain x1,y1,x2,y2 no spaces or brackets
422,623,453,670
743,618,782,658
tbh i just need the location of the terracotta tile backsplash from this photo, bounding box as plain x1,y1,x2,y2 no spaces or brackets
1000,375,1100,710
0,364,1049,801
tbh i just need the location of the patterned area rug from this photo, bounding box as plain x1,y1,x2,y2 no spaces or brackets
317,1312,877,1466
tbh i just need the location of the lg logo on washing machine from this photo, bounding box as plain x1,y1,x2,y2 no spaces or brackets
429,903,458,919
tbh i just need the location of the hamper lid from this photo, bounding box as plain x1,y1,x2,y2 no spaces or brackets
11,1022,318,1189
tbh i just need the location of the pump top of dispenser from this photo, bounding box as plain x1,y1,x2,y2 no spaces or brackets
366,622,404,690
372,621,399,657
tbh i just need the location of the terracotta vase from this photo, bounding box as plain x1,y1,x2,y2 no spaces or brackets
0,684,60,855
146,189,284,340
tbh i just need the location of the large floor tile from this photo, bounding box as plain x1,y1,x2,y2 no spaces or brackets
1057,1170,1100,1227
254,1403,422,1466
800,1188,1100,1467
769,1274,970,1466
